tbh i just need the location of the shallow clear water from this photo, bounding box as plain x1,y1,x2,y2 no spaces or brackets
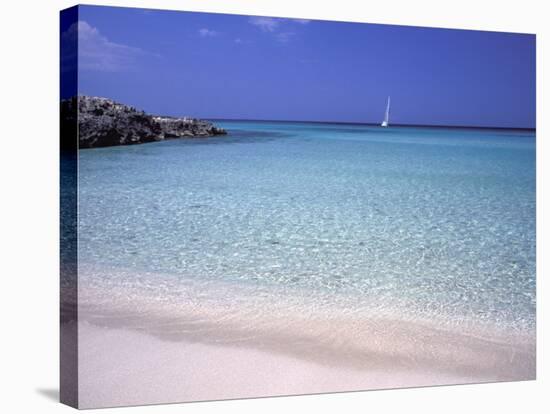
78,122,536,334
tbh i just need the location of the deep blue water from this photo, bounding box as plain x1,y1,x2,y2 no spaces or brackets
77,121,536,333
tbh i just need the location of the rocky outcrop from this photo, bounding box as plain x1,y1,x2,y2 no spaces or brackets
61,96,227,149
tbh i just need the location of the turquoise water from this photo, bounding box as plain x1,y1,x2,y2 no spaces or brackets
78,121,536,334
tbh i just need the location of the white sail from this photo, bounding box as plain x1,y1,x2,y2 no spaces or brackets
381,96,390,127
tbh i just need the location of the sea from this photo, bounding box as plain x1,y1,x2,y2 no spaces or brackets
76,121,536,340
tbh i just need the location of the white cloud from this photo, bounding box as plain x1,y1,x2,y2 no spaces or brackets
276,32,295,43
248,17,280,32
234,38,253,45
199,28,218,37
248,16,311,43
61,20,147,72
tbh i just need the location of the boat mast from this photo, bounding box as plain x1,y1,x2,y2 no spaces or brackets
381,96,390,127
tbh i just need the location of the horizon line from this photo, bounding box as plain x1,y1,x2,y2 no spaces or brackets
62,96,535,131
206,117,536,132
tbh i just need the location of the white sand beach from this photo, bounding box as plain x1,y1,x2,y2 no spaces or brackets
78,322,489,409
76,266,535,408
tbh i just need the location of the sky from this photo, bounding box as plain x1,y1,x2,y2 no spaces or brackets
61,5,536,128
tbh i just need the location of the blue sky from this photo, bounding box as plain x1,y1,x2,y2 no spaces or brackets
64,5,536,128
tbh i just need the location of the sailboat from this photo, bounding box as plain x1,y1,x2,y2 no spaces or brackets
381,96,391,127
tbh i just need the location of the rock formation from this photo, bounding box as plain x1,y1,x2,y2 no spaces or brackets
60,96,227,149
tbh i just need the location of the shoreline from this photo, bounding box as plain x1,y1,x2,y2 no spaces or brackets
77,263,536,344
76,265,535,407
